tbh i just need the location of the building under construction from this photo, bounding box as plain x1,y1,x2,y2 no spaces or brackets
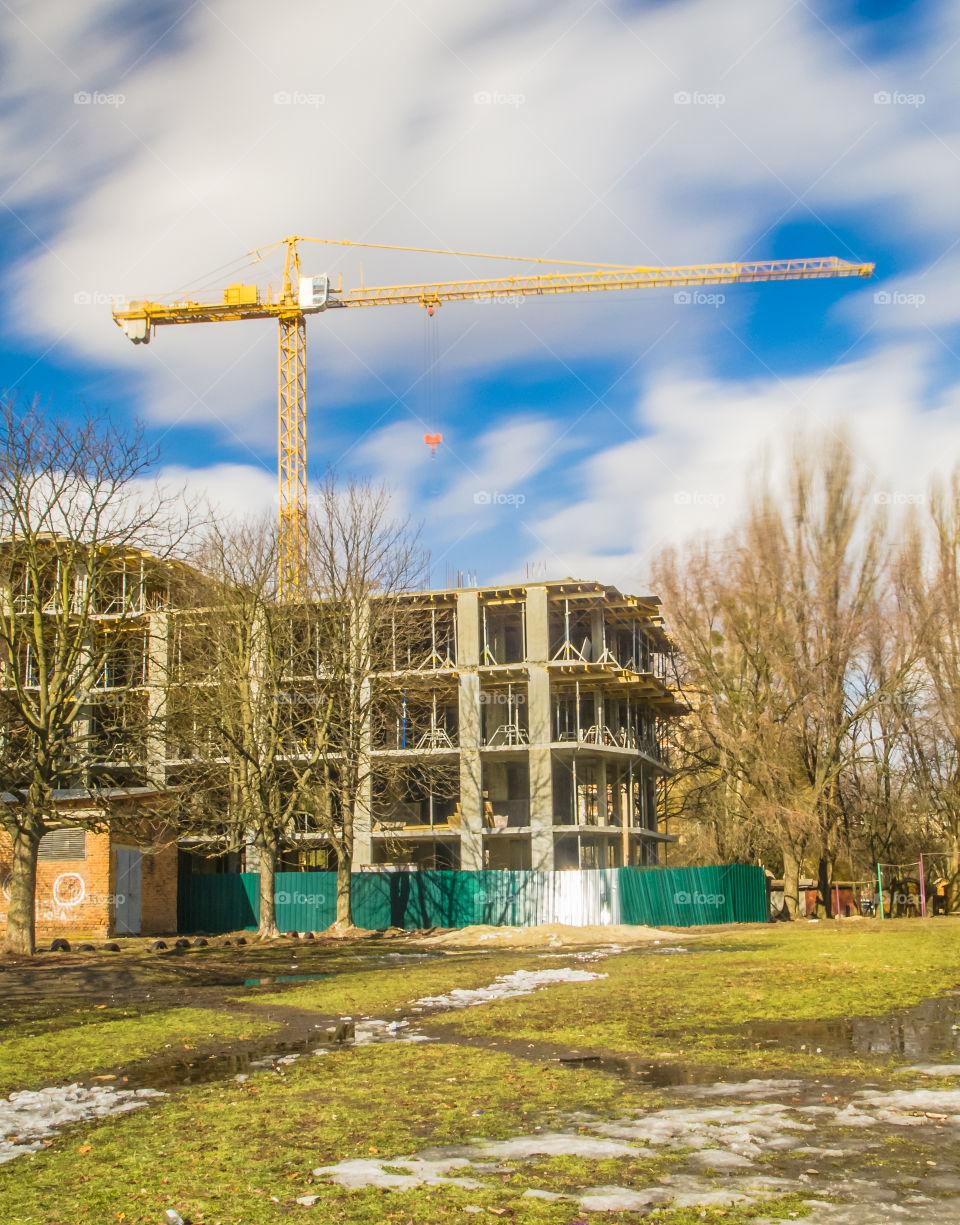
0,554,683,936
338,578,681,872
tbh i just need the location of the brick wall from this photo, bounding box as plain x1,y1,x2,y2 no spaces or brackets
0,819,178,940
0,829,112,938
128,835,178,934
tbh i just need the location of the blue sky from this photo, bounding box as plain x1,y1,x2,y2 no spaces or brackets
0,0,957,589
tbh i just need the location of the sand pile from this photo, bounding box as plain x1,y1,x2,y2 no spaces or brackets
420,922,689,948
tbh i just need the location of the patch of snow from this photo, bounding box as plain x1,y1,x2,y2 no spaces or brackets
414,967,606,1010
0,1083,165,1164
579,1184,671,1211
592,1102,812,1157
306,1081,960,1214
909,1064,960,1077
688,1148,754,1169
858,1086,960,1111
660,1173,758,1208
311,1155,480,1190
479,1132,636,1160
683,1079,804,1098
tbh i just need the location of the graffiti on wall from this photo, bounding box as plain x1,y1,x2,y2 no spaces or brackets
0,871,123,924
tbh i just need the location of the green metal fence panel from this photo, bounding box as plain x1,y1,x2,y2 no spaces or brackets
177,864,767,934
618,863,767,927
353,870,479,930
177,871,259,934
275,872,336,931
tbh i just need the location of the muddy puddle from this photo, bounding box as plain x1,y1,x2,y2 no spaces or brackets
96,1015,427,1093
737,992,960,1060
555,1051,720,1086
117,1032,340,1091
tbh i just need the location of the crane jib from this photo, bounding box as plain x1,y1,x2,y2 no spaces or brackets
114,257,873,334
110,239,874,597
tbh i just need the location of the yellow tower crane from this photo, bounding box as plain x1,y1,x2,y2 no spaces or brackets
112,237,874,597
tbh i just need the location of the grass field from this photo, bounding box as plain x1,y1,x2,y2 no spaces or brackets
1,917,959,1223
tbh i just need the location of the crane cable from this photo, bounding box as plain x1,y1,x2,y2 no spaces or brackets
423,307,441,498
250,235,637,271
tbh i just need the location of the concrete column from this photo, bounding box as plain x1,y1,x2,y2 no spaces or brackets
458,673,483,869
456,592,483,869
589,607,604,662
353,678,373,867
456,591,480,667
526,587,554,870
525,586,549,663
596,757,608,825
529,748,554,870
144,611,167,789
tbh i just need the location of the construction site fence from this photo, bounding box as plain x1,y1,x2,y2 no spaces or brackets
177,863,768,934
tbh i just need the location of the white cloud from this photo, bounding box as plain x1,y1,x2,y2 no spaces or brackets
4,0,960,600
151,341,960,593
153,461,276,523
2,0,958,439
516,342,960,589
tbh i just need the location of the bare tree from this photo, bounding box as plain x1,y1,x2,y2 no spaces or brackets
302,478,426,931
179,516,331,939
898,469,960,907
0,398,190,955
654,510,816,915
654,431,905,917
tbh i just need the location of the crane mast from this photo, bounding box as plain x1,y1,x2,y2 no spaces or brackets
277,239,307,594
112,237,874,597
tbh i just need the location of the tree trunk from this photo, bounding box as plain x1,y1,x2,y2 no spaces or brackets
328,788,357,934
334,843,354,929
3,823,41,955
258,836,279,938
816,854,832,919
781,845,800,919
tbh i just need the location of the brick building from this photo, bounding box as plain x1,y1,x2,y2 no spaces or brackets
0,789,177,939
